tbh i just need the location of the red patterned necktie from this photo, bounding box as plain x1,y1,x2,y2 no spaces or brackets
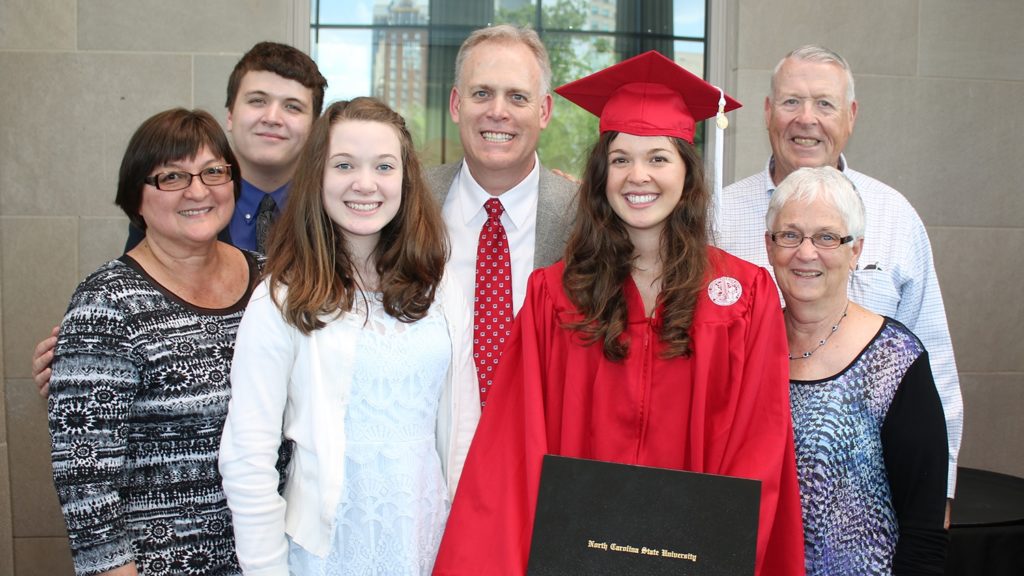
473,198,513,408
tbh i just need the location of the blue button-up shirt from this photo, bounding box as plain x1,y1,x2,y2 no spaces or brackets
229,179,290,252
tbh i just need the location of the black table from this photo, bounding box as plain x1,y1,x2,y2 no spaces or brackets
945,467,1024,575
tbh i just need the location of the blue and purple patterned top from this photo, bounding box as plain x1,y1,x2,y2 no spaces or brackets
790,318,948,576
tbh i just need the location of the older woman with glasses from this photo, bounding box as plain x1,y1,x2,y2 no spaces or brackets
48,108,254,576
765,166,948,575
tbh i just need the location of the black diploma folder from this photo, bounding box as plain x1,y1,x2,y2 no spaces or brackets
527,455,760,575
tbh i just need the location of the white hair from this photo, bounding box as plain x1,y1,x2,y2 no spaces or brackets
771,45,855,105
766,166,865,239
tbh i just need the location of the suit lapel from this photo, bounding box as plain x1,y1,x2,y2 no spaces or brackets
533,167,576,269
426,161,574,270
425,161,461,206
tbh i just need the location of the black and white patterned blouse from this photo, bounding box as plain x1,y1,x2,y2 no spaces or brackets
49,252,260,576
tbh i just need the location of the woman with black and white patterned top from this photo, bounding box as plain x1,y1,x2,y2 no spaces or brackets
48,108,255,576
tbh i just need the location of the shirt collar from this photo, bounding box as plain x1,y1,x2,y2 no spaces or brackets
237,178,290,216
454,154,540,230
765,154,849,194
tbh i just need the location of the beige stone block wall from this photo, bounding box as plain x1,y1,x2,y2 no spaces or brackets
0,268,10,576
0,1,297,573
730,0,1024,481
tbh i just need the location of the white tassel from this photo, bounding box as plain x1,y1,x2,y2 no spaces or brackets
713,87,728,234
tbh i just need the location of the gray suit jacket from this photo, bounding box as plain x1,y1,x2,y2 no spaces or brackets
424,161,578,270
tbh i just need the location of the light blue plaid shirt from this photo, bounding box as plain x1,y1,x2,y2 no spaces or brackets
714,156,963,497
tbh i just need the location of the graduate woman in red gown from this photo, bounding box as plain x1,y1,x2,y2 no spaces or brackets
433,51,805,576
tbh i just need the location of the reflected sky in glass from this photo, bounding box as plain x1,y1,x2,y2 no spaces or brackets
314,29,373,105
314,1,705,35
316,0,388,25
674,0,705,38
675,39,704,77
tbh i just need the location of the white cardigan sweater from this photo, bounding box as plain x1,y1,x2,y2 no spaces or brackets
219,275,480,576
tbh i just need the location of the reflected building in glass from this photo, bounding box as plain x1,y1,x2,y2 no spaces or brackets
372,0,428,119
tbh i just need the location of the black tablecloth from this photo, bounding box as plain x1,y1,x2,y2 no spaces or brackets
945,467,1024,575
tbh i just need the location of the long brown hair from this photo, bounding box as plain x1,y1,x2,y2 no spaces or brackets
264,97,448,334
562,131,709,361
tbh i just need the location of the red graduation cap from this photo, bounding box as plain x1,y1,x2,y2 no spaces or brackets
554,50,741,144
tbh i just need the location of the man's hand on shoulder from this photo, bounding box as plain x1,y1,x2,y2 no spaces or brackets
32,325,58,397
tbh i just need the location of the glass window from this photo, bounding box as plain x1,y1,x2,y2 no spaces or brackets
314,0,382,26
311,0,707,169
674,1,705,37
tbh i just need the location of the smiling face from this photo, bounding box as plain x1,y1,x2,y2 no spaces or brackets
138,146,235,250
226,70,315,186
449,40,552,194
766,196,862,307
321,120,404,255
765,58,857,185
605,133,687,239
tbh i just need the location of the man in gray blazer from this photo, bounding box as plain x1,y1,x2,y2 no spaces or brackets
433,25,576,406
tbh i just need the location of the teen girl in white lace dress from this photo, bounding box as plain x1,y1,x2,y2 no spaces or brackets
219,97,479,576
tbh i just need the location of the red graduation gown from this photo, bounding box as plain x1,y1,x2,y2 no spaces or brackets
434,248,805,576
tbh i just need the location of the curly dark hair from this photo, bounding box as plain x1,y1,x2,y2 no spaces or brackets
562,131,709,361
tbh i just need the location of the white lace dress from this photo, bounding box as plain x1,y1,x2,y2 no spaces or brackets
288,296,452,576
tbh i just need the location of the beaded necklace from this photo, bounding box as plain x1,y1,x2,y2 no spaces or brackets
787,301,850,361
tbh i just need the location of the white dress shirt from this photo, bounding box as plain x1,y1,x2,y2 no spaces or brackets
442,156,541,316
715,156,963,497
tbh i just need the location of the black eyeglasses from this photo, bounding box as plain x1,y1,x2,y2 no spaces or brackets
770,231,854,249
144,164,234,191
